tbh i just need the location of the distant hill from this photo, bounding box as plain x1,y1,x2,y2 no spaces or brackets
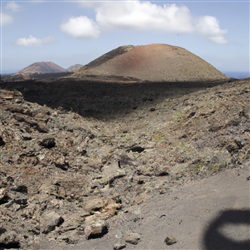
67,64,83,73
1,62,71,81
17,62,66,75
74,44,228,82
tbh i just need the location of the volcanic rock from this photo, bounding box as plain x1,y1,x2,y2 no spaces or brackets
0,74,249,249
124,232,141,245
113,242,127,250
0,230,20,249
84,220,109,239
84,198,106,213
41,211,64,234
0,136,5,146
39,137,56,149
165,236,177,245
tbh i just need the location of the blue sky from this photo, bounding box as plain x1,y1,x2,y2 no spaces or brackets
1,0,249,77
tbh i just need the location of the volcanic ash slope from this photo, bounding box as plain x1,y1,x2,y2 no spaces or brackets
75,43,228,82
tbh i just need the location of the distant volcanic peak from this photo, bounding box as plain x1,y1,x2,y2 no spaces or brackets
17,61,66,74
75,43,228,82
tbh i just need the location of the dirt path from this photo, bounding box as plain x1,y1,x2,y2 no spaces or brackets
36,164,250,250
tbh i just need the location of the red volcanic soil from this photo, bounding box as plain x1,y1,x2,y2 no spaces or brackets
75,44,228,82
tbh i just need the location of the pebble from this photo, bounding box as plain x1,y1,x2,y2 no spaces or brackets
113,242,126,250
41,211,64,234
84,220,109,239
124,232,141,245
165,236,177,245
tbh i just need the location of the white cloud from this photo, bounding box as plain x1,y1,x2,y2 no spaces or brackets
196,16,228,44
0,13,13,26
96,2,193,33
16,35,54,47
61,16,100,39
5,2,21,12
67,0,228,44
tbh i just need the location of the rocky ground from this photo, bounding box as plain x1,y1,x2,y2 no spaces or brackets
0,78,249,249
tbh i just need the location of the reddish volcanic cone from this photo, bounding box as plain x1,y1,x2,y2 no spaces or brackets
75,44,228,82
17,62,66,75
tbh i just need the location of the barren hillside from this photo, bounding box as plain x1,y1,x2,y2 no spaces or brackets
0,77,249,249
75,44,228,82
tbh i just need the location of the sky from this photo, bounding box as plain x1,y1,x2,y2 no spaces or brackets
1,0,249,77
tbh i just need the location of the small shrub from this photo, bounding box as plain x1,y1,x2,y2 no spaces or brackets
172,112,187,122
